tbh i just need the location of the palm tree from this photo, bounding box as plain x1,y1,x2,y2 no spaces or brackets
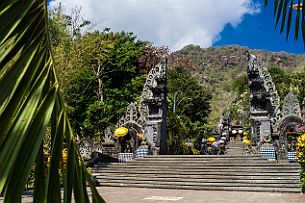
0,1,105,202
264,0,305,46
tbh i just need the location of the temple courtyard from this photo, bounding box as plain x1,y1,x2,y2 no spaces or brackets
98,187,305,203
10,187,305,203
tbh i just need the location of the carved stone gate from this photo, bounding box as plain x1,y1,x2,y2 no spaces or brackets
115,59,168,155
247,53,280,145
247,53,304,160
276,93,303,159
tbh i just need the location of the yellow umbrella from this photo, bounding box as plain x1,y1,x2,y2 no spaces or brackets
114,127,128,137
242,139,251,146
208,137,216,142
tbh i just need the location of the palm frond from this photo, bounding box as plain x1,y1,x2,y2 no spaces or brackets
0,0,105,202
265,0,305,47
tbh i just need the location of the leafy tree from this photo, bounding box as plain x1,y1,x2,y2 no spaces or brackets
137,45,169,73
54,29,150,138
167,66,212,154
48,5,151,138
65,6,91,40
72,31,113,106
167,112,188,154
297,70,305,106
48,4,72,47
168,66,211,121
0,0,104,202
231,74,248,96
268,66,293,100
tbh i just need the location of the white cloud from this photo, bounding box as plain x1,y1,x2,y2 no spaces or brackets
49,0,260,50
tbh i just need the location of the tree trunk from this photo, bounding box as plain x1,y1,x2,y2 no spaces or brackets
96,64,104,107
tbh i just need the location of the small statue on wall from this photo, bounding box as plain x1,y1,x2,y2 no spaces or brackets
261,134,273,147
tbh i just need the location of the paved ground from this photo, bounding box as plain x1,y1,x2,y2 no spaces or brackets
1,187,304,202
98,187,305,203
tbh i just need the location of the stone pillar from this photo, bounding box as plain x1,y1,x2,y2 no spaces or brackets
250,111,272,145
142,59,168,154
160,59,168,155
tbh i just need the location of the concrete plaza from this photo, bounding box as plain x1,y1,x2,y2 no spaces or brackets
98,187,305,203
1,186,304,202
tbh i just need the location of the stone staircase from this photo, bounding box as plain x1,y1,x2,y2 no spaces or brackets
226,141,245,155
93,142,302,193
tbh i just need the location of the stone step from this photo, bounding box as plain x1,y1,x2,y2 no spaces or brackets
98,179,300,189
139,155,260,159
98,182,302,193
228,143,244,145
227,146,244,148
98,179,300,188
135,157,266,162
95,171,300,176
133,159,265,162
94,149,302,193
96,162,301,167
132,158,269,161
96,168,300,173
103,161,284,166
96,176,300,184
132,159,270,162
97,166,299,171
94,173,300,180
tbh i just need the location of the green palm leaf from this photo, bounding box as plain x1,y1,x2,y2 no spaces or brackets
265,0,305,47
0,0,105,202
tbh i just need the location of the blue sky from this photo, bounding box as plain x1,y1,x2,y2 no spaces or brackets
49,0,304,54
214,0,304,54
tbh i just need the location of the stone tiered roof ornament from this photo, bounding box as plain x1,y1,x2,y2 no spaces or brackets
276,92,303,160
277,92,303,135
281,92,301,118
247,53,281,130
246,52,282,147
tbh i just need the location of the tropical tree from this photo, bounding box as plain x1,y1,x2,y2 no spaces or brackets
231,74,248,96
59,31,149,138
0,0,104,202
264,0,305,46
167,66,212,153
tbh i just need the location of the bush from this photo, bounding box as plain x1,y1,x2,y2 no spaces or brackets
192,148,200,155
296,134,305,192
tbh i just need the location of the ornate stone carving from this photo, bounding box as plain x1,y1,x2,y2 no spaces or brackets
79,139,93,160
260,134,273,147
247,53,305,161
104,126,114,144
277,92,303,139
276,92,303,159
247,53,281,136
79,139,109,160
281,92,301,118
114,59,168,154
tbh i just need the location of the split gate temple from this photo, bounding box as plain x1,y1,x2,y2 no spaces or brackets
247,52,303,161
80,53,303,193
80,53,303,162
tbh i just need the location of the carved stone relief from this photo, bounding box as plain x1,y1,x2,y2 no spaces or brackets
113,59,167,154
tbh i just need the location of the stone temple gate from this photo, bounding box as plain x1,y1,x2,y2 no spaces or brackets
115,59,168,155
247,53,304,160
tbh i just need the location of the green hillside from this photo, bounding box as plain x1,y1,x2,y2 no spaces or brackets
170,44,305,125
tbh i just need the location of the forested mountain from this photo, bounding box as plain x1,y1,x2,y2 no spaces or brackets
171,44,305,125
